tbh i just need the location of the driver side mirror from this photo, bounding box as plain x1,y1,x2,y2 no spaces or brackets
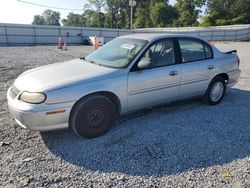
138,58,152,69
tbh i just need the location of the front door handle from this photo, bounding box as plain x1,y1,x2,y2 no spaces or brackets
208,65,215,70
169,71,178,76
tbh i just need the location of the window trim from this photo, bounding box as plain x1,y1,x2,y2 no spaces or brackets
130,38,179,72
177,37,214,64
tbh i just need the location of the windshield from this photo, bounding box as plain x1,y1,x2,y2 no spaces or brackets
85,38,148,68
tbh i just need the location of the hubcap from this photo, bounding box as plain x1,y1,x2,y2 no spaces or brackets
210,82,224,102
84,105,108,129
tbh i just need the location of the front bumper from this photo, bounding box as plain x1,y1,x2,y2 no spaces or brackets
7,87,74,131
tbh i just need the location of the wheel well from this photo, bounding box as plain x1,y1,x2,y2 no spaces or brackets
73,91,121,115
215,73,229,83
98,91,121,114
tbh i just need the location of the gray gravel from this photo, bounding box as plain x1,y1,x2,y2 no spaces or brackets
0,43,250,187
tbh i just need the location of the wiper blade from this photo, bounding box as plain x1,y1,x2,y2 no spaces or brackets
82,58,94,64
90,61,102,66
84,59,112,68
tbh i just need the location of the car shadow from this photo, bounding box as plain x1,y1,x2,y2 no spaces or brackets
41,88,250,177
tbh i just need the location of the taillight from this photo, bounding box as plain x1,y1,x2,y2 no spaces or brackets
237,58,240,68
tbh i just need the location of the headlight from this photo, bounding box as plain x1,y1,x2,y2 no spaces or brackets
19,91,46,104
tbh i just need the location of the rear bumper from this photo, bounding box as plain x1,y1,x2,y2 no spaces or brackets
227,69,241,87
7,87,74,131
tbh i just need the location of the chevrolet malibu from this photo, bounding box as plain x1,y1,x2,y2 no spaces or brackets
7,34,241,138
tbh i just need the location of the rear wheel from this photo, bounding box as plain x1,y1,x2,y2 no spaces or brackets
202,77,226,105
70,95,116,138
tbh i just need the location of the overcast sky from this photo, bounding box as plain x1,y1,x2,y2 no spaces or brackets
0,0,177,24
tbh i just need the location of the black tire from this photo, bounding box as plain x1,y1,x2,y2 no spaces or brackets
202,76,226,105
70,95,116,138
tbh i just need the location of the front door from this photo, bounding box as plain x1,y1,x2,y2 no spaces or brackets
127,39,181,112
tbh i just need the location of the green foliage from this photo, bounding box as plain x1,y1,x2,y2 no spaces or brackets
32,15,45,25
42,9,61,26
84,0,107,27
61,13,86,27
174,0,205,27
32,9,61,26
86,0,106,12
200,0,250,26
82,10,106,27
105,0,130,28
33,0,250,28
134,1,151,28
199,12,218,27
150,2,178,27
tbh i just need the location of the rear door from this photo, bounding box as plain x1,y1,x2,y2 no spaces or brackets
178,38,215,99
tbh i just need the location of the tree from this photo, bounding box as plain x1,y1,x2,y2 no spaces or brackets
134,1,152,28
61,13,86,27
150,2,178,27
83,9,98,27
32,9,61,26
42,9,61,26
84,0,107,27
174,0,205,26
105,0,130,28
32,15,45,25
86,0,106,12
200,0,250,26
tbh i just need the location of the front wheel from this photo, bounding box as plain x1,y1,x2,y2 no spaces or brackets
70,95,116,138
202,77,226,105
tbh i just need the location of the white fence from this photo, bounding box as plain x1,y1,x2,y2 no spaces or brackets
0,23,250,46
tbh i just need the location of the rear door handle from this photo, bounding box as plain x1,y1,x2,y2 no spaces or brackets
169,71,178,76
208,65,215,70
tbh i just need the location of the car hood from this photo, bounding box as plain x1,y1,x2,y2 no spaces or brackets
14,59,125,92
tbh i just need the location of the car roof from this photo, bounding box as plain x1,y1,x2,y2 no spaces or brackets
118,33,201,42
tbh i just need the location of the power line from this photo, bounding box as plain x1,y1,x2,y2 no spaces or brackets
17,0,83,12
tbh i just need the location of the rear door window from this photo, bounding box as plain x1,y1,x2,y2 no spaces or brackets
178,39,212,63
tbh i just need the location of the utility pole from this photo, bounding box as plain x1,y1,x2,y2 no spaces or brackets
129,0,136,29
130,0,133,29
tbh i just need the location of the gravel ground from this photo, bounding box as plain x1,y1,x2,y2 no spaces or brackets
0,43,250,187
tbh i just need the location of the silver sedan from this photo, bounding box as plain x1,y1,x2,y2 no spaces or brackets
7,34,241,138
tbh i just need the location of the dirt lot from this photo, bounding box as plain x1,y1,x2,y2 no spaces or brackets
0,43,249,187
